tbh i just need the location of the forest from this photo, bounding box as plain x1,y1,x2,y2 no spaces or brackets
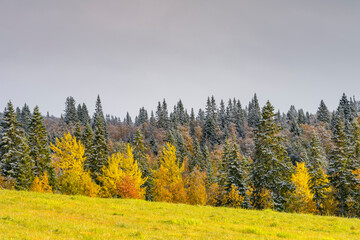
0,93,359,218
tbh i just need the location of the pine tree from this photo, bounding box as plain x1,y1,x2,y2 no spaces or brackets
248,93,261,129
82,123,94,170
328,116,358,216
0,101,34,189
64,96,78,125
190,139,203,171
81,103,91,125
133,129,150,179
28,106,54,179
251,101,293,211
92,95,108,138
203,96,219,147
307,133,329,213
317,100,331,123
125,112,133,126
88,115,108,178
20,103,32,133
224,141,250,208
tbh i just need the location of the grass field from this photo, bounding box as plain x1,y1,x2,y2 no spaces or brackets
0,190,359,240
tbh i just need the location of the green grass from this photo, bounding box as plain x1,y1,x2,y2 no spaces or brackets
0,190,359,239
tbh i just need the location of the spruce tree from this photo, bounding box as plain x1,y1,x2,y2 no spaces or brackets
88,115,108,178
251,101,293,211
28,106,53,178
82,123,94,170
81,103,91,125
64,96,78,125
203,96,219,147
225,141,250,208
317,100,331,123
0,101,34,189
307,133,329,213
328,116,358,216
248,93,261,129
92,95,108,138
20,103,32,133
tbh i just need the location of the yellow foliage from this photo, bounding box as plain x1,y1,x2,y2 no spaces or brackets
50,133,86,174
288,162,316,213
224,185,244,208
31,172,52,193
98,144,147,199
30,177,42,192
187,166,207,205
153,143,187,203
50,133,98,197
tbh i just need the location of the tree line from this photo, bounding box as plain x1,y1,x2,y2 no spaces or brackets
0,93,359,217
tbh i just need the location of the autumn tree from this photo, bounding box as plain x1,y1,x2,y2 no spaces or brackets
287,162,316,213
50,133,98,197
187,166,207,205
97,145,146,199
153,143,187,203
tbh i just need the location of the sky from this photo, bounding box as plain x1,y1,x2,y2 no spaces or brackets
1,1,360,118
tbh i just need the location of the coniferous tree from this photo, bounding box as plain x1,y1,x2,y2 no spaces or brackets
82,123,94,170
20,103,32,133
307,133,329,213
203,96,219,147
317,100,331,124
251,101,293,211
28,106,53,179
0,101,34,189
64,96,78,125
88,115,108,178
328,116,358,216
248,93,261,129
92,95,108,138
224,141,250,208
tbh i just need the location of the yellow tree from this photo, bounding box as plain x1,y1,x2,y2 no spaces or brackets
153,143,187,203
288,162,316,213
187,166,207,205
98,144,147,199
31,172,52,193
50,133,98,197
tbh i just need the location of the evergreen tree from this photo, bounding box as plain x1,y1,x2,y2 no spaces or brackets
307,133,329,213
133,129,150,178
28,106,53,178
88,115,108,178
20,103,32,133
190,139,203,171
125,112,133,126
92,95,108,138
64,96,78,125
74,121,82,140
328,116,358,216
251,101,293,211
0,101,34,189
248,93,261,129
203,96,219,147
82,123,94,170
224,141,250,208
81,103,91,125
317,100,331,123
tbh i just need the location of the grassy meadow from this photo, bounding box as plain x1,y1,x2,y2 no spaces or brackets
0,189,359,240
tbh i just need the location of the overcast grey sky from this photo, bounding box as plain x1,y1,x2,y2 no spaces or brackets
1,1,360,117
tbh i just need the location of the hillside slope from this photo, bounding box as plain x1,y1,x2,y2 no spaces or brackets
0,190,359,240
